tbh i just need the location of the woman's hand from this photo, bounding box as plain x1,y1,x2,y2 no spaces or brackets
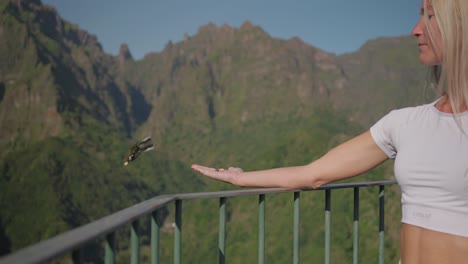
191,164,244,185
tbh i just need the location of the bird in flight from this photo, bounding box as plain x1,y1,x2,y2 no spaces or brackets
123,137,154,166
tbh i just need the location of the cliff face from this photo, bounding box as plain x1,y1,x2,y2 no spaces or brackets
0,0,151,150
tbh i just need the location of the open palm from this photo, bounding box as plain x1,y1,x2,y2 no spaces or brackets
191,164,243,184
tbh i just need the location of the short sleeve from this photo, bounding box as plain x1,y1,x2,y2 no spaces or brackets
370,110,400,159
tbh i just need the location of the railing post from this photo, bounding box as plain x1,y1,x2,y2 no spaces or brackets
174,199,182,264
71,248,83,264
258,194,265,264
131,220,140,264
219,197,227,264
379,185,385,264
325,189,331,264
105,232,116,264
151,210,160,264
293,192,300,264
353,187,360,264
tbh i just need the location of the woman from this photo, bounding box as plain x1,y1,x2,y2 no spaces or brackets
192,0,468,263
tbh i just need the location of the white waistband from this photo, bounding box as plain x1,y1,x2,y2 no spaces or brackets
402,204,468,237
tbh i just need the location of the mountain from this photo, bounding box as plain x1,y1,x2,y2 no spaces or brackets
0,0,202,254
0,0,152,148
0,0,435,262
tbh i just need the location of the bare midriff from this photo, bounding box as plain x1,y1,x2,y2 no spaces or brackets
401,223,468,264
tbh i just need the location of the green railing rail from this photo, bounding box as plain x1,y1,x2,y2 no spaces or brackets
0,180,397,264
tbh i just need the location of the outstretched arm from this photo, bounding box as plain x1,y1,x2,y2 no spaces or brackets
192,131,388,189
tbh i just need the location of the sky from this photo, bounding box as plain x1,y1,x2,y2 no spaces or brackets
42,0,422,60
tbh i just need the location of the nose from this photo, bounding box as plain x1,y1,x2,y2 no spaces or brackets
412,17,424,37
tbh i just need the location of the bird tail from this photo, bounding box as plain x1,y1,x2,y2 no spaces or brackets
137,137,154,152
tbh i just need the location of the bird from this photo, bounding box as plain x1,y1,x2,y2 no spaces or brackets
123,137,154,166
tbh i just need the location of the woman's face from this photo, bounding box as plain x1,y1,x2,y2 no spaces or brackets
411,0,443,66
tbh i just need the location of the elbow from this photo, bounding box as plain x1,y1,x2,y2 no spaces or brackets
286,178,326,190
289,172,328,190
298,164,328,189
309,179,327,189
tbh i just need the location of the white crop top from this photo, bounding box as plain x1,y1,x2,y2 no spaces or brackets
370,99,468,237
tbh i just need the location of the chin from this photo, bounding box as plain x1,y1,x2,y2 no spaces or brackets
419,57,440,66
419,53,442,66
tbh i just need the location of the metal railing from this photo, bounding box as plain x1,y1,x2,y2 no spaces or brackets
0,180,397,264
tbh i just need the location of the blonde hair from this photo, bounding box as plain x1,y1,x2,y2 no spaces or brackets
426,0,468,115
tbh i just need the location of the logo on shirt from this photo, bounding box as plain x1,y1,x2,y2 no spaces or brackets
412,211,432,220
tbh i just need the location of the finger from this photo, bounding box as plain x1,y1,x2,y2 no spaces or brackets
192,164,226,173
192,164,221,176
191,164,215,171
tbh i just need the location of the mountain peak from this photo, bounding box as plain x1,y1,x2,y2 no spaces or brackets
119,43,133,62
198,22,218,34
240,21,254,30
238,21,269,39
